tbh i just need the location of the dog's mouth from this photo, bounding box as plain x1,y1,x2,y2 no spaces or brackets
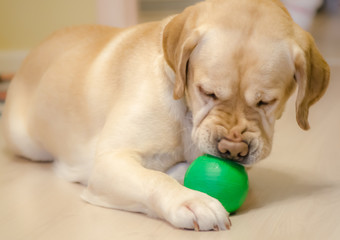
193,123,268,167
217,153,253,167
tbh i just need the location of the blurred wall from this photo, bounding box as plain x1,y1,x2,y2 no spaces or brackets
0,0,97,50
0,0,139,72
139,0,202,22
98,0,138,28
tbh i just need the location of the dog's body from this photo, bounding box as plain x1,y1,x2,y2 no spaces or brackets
2,0,329,231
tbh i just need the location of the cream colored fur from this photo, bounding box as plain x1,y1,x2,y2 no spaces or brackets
2,0,329,231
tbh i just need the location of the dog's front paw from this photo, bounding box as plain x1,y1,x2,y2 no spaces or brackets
164,189,231,231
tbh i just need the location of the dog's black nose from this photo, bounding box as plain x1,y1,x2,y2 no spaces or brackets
217,138,248,160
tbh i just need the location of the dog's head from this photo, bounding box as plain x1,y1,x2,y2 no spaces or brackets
163,0,329,166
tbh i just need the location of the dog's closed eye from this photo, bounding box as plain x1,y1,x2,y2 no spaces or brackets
256,99,277,108
199,86,218,100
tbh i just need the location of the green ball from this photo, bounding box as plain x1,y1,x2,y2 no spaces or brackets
184,154,249,213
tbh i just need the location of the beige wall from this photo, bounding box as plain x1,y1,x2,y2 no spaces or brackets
0,0,97,50
0,0,139,72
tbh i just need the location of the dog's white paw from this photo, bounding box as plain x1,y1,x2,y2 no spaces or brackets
164,189,231,231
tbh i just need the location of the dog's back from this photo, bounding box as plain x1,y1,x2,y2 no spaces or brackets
1,22,168,182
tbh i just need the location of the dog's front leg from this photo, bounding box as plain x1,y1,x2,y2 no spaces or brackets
82,150,231,231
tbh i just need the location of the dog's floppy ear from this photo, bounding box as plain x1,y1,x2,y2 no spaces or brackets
292,26,330,130
163,7,201,100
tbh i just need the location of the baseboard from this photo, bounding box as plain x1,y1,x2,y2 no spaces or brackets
327,57,340,67
0,50,29,73
0,50,338,74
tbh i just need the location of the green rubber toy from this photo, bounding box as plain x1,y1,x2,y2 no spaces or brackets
184,154,249,213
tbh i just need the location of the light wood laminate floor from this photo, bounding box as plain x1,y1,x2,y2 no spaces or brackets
1,12,339,240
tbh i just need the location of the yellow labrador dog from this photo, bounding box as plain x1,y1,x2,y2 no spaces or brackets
2,0,329,231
